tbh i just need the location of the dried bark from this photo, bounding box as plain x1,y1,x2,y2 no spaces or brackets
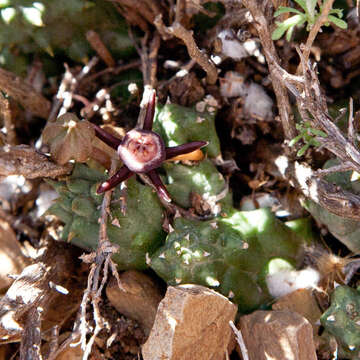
0,145,72,179
0,68,50,119
0,241,84,346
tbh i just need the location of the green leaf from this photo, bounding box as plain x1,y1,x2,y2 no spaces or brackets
297,17,307,27
272,23,288,40
305,0,317,21
286,25,295,41
274,6,303,16
294,0,308,12
329,8,343,17
289,134,303,147
328,15,348,29
310,138,321,146
272,14,304,40
297,143,310,157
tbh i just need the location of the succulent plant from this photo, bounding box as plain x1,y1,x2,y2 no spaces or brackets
304,158,360,252
46,96,308,314
47,163,165,270
0,0,134,76
163,159,232,209
153,100,221,158
93,90,207,203
321,286,360,358
149,207,305,312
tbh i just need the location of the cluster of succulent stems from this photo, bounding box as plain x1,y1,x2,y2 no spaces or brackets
93,90,207,203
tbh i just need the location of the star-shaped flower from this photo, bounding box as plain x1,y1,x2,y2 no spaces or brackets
93,90,207,203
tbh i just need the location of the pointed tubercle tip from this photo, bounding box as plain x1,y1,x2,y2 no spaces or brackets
96,181,109,194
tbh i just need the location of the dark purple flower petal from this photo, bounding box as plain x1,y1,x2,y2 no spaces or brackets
92,123,122,150
165,141,208,159
147,170,172,203
143,89,156,131
118,129,165,173
97,166,133,193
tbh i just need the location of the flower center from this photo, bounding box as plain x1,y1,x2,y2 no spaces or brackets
118,129,165,172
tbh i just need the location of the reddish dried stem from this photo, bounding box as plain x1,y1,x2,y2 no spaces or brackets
165,141,208,159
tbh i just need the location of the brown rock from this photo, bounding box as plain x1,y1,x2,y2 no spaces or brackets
272,288,322,333
238,310,317,360
142,284,238,360
106,271,163,336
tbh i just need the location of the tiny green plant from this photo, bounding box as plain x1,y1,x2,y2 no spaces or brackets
289,122,327,157
272,0,348,41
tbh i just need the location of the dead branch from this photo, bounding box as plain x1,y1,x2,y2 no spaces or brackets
154,13,218,84
283,159,360,220
0,241,83,345
20,307,42,360
229,321,249,360
80,59,141,85
70,158,123,360
241,0,296,139
0,68,50,119
111,0,166,32
301,0,336,66
86,31,116,68
47,57,99,123
293,48,360,170
0,93,17,145
138,32,161,87
0,145,72,179
315,162,354,177
240,0,360,220
348,98,356,146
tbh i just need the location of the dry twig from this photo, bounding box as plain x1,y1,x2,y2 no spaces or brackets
229,321,249,360
284,159,360,220
86,30,116,67
20,307,42,360
300,0,335,66
154,12,218,84
74,158,123,360
111,0,165,32
47,57,99,123
241,0,296,139
240,0,360,220
0,92,17,145
137,32,161,87
81,59,141,85
48,158,123,360
294,48,360,171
